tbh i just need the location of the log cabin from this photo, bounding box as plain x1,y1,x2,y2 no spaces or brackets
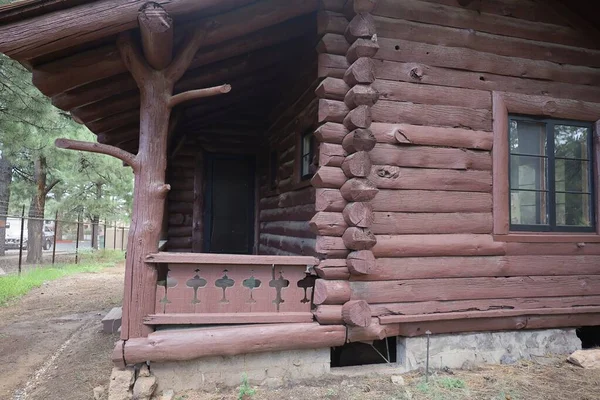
1,0,600,380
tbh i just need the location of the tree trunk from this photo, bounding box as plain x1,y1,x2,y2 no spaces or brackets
26,156,47,264
91,183,102,250
0,155,12,256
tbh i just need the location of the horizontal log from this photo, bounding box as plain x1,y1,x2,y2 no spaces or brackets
371,100,492,131
370,143,491,171
315,236,349,258
342,300,372,327
499,91,600,122
374,60,600,104
318,53,349,78
343,202,374,228
344,57,375,86
259,221,315,239
311,166,347,188
321,0,346,12
371,190,491,213
340,178,379,202
373,234,506,257
506,242,600,256
123,323,346,364
168,213,192,226
314,305,344,324
259,204,315,222
351,275,600,304
315,77,350,101
370,295,600,317
146,252,318,266
318,11,349,36
373,79,491,109
343,227,377,250
345,12,376,43
319,99,350,124
371,122,493,150
319,143,347,167
167,226,193,238
347,38,380,64
314,122,349,144
315,188,347,212
374,3,600,61
316,33,350,55
144,312,314,325
357,255,600,281
344,84,380,108
167,237,193,249
278,187,316,208
309,212,348,236
375,38,600,87
314,259,351,279
341,151,372,178
343,105,372,130
314,279,352,305
259,234,317,257
342,128,376,153
346,250,376,275
347,319,399,342
258,244,296,257
372,212,492,234
370,166,492,192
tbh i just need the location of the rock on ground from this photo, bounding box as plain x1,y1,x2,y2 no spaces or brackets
108,368,134,400
568,349,600,369
132,376,157,400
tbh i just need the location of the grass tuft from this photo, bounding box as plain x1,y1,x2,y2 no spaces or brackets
0,250,124,306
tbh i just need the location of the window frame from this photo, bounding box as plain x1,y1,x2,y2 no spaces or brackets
508,115,595,233
299,130,315,181
492,91,600,242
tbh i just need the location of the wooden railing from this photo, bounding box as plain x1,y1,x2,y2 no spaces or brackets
144,253,319,325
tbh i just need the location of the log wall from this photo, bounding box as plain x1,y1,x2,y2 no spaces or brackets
316,0,600,338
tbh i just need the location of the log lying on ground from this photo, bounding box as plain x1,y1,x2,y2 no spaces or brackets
314,279,352,305
122,323,346,364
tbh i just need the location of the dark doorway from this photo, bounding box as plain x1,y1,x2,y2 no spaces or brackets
203,154,255,254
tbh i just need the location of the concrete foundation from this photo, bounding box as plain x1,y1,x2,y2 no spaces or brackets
151,348,330,392
396,329,580,372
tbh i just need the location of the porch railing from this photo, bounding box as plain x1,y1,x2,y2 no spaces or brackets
144,253,318,325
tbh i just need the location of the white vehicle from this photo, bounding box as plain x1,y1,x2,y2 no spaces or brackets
3,218,54,250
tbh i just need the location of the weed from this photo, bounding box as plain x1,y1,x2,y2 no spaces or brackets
326,388,338,397
238,373,256,400
437,377,466,389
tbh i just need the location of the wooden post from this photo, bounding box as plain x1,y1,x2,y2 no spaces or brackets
55,4,231,339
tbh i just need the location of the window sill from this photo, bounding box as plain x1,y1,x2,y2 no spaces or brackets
493,233,600,243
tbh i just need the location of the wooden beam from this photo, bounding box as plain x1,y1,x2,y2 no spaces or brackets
168,84,232,109
373,234,506,257
138,2,173,70
55,138,139,172
146,252,319,266
143,312,314,325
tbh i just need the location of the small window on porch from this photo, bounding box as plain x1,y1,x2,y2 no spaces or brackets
509,116,595,232
300,130,315,180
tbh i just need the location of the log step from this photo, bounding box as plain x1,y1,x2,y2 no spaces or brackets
102,307,122,333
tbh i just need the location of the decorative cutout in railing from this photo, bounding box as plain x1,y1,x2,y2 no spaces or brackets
155,263,314,314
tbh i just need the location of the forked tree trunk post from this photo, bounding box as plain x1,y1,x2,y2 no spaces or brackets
55,3,231,339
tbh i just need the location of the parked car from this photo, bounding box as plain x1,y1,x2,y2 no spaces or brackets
43,226,54,250
3,218,54,250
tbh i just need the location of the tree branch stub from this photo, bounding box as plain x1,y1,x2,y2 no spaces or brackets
168,84,232,109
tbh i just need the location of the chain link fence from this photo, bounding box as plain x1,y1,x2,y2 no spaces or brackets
0,206,129,275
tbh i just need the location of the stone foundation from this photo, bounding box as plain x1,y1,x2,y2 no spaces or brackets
151,348,330,392
396,329,580,372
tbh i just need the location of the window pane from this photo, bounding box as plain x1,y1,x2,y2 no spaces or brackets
511,190,548,225
510,155,547,191
554,125,589,159
510,120,546,155
556,193,593,227
555,159,590,193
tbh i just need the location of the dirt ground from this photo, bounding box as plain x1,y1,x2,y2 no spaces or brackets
0,263,124,400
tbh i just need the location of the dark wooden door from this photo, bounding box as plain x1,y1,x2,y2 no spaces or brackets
203,154,255,254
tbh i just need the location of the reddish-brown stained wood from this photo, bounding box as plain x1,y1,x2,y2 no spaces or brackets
316,33,350,55
345,12,376,43
596,121,600,235
341,151,372,178
499,91,600,122
371,295,600,317
506,242,600,256
309,212,348,236
351,276,600,304
311,166,347,188
321,0,346,12
371,122,493,151
314,305,344,324
144,312,315,325
340,178,379,202
342,128,377,153
315,188,347,212
346,38,380,64
370,166,492,192
318,10,349,35
343,105,372,130
146,252,318,266
123,323,346,364
494,234,600,243
370,143,491,171
315,258,351,279
357,255,600,281
259,204,315,222
343,202,374,228
346,250,376,275
492,92,509,235
371,190,491,213
315,78,350,101
371,100,492,131
344,85,380,108
343,227,377,250
347,319,398,342
372,212,492,235
342,300,372,327
344,57,376,86
319,143,347,167
259,235,317,257
315,122,349,144
314,279,352,305
318,53,349,78
278,187,316,208
374,0,600,52
138,3,173,71
354,0,379,14
319,99,350,124
373,234,506,257
260,221,315,239
373,79,491,110
315,235,349,257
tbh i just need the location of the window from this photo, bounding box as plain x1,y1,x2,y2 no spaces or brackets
300,130,315,180
509,115,594,232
